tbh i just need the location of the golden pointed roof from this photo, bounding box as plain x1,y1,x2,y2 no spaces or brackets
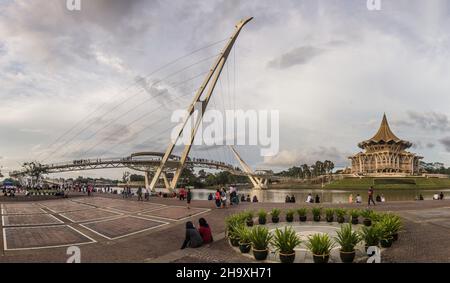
370,113,400,142
358,114,412,149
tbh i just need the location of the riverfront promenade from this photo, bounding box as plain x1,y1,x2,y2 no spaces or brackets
1,193,450,263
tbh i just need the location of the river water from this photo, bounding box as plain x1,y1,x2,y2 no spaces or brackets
110,187,450,204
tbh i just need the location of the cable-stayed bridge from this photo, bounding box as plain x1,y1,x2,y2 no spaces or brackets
9,17,278,191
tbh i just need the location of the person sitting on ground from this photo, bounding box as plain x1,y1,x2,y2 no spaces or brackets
181,221,203,249
241,194,246,202
381,194,386,203
246,195,251,202
208,193,213,201
198,218,213,244
433,193,439,200
252,195,258,203
376,194,382,202
440,192,444,200
285,195,291,203
290,195,296,203
306,193,313,203
356,194,362,203
315,194,320,203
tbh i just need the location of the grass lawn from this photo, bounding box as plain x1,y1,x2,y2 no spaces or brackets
324,177,450,190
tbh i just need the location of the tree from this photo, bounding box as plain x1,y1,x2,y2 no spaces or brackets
129,174,145,182
122,172,131,183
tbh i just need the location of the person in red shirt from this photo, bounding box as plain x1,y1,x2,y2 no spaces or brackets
198,218,213,244
214,189,221,208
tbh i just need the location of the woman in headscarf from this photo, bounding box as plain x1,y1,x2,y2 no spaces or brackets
181,221,203,249
198,218,213,244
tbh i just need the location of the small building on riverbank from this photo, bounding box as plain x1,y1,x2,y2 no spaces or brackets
348,114,422,176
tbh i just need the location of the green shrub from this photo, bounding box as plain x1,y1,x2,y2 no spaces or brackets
271,208,281,217
272,227,301,254
249,226,273,250
334,224,361,252
296,207,308,217
305,234,335,255
312,207,322,217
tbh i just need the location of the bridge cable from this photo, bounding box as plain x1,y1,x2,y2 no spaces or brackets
35,39,226,162
41,54,218,162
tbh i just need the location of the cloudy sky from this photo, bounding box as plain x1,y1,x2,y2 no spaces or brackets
1,0,450,179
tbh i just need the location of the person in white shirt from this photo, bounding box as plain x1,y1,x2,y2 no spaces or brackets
305,193,312,203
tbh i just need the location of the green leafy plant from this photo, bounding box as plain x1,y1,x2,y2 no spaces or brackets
285,209,295,218
360,209,374,219
271,208,281,218
249,225,273,250
334,224,361,252
305,233,335,255
225,213,247,238
325,208,335,218
296,207,307,217
246,211,254,221
335,208,347,218
257,209,267,219
349,209,360,218
235,225,252,244
378,214,402,238
272,227,301,254
312,207,322,217
359,224,381,247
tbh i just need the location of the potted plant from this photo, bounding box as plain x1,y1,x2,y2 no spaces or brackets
378,215,401,246
359,225,380,252
325,208,334,222
335,208,347,224
334,224,361,263
312,207,322,222
361,209,373,226
285,209,295,222
272,227,301,263
225,213,246,246
297,208,307,222
350,209,360,225
305,233,335,263
258,209,267,225
382,214,402,241
271,208,281,223
236,225,252,253
246,211,254,227
249,226,273,261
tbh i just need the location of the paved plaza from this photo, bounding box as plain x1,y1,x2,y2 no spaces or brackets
1,194,450,262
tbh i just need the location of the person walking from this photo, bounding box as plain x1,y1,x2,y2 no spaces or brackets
368,186,376,206
186,188,192,209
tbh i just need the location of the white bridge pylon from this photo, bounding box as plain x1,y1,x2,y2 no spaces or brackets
148,17,253,192
229,146,268,190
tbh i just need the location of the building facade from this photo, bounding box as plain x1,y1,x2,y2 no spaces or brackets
349,114,422,175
